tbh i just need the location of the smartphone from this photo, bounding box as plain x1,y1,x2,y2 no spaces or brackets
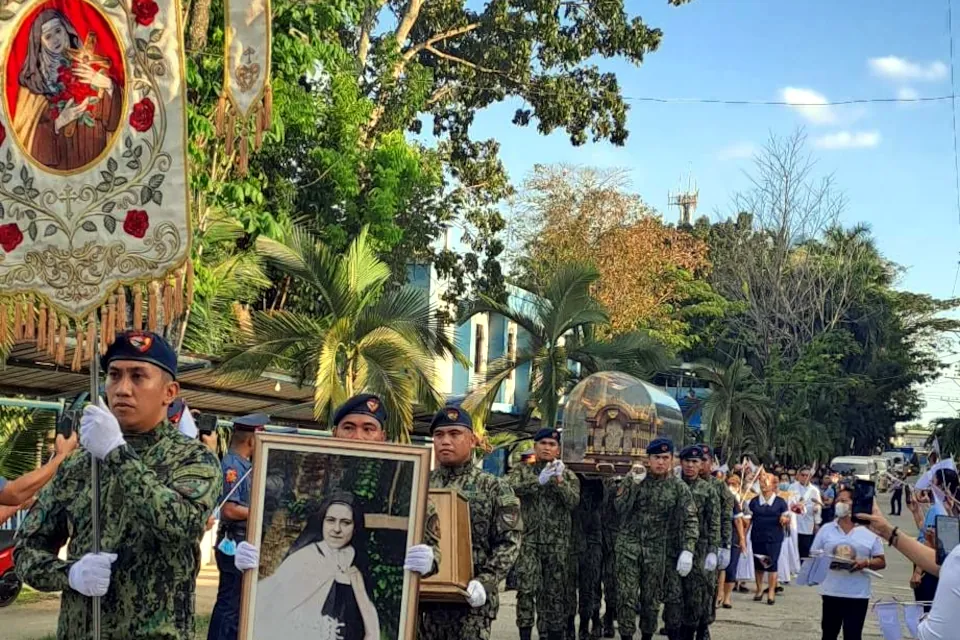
852,479,876,523
196,412,218,436
56,409,78,438
935,515,960,565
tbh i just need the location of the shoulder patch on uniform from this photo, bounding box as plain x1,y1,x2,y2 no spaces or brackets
501,504,520,528
616,483,626,497
225,468,238,484
172,463,219,500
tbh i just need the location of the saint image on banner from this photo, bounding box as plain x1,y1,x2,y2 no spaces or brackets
5,0,125,173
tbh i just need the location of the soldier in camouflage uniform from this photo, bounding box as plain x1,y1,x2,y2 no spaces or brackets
16,331,222,639
571,475,604,640
600,475,622,638
509,428,580,640
698,443,733,636
614,438,699,640
419,406,523,640
668,446,721,640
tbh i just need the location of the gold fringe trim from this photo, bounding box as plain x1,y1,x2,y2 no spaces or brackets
186,258,195,307
56,316,66,366
47,312,57,358
37,304,47,352
217,85,272,176
175,268,184,317
148,282,159,332
117,286,127,333
262,83,273,132
13,301,22,341
238,135,249,174
86,313,96,364
133,286,143,331
71,319,83,372
0,302,7,346
99,306,108,355
24,301,35,340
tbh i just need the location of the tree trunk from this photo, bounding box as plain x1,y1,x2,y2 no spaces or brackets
186,0,213,54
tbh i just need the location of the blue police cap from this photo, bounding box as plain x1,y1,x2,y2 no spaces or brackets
233,413,269,432
429,405,473,433
533,428,561,443
679,445,703,461
101,330,177,379
332,394,387,428
646,437,674,455
698,443,713,459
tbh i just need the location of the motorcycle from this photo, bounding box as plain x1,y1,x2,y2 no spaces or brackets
0,529,22,607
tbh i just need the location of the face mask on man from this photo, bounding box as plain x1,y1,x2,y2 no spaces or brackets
835,502,851,519
779,482,790,491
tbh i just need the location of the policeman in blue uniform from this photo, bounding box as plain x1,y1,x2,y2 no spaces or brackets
206,413,268,640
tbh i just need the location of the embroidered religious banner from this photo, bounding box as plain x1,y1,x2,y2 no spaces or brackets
0,0,191,368
215,0,270,174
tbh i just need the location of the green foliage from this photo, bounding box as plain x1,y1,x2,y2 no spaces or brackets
218,226,463,440
692,359,771,460
0,407,53,479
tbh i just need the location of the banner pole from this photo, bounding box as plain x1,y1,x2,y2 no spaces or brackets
90,316,101,640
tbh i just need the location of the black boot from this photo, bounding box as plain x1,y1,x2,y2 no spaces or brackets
519,627,532,640
695,625,710,640
603,610,616,638
567,615,577,640
548,632,566,640
619,635,633,640
591,612,603,640
640,635,652,640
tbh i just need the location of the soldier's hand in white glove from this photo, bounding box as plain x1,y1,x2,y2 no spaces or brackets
628,464,646,484
235,542,260,571
718,547,731,570
676,550,694,577
68,552,118,597
538,465,554,485
466,579,487,608
403,544,434,575
704,552,718,571
80,400,125,460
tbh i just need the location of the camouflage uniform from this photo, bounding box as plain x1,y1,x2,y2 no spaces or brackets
15,421,221,639
614,474,698,640
509,461,580,637
572,476,604,640
419,461,523,640
666,476,720,637
706,475,734,628
600,477,622,637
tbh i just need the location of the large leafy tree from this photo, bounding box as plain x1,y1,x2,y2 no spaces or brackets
462,263,669,430
218,227,461,441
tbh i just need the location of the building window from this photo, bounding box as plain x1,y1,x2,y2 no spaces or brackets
474,325,485,374
507,330,516,380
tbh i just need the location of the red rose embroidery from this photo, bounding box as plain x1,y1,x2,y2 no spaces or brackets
0,223,23,253
129,98,155,133
123,210,150,238
132,0,159,26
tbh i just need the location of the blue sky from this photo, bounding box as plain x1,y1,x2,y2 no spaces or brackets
467,0,960,423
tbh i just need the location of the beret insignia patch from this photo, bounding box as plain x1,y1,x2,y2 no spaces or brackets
128,332,153,352
446,408,459,421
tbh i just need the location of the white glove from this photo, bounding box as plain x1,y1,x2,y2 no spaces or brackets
552,460,566,476
80,401,125,460
629,464,646,484
538,466,553,485
466,579,486,608
677,550,694,577
704,552,718,571
403,544,434,575
235,542,260,571
718,547,731,570
68,552,117,597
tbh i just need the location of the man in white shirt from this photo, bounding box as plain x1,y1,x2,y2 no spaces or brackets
789,466,822,560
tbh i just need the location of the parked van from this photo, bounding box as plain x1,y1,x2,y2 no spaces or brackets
830,456,882,488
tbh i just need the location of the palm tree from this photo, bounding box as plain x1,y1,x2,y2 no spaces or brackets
930,418,960,458
693,358,771,460
0,407,53,480
218,226,462,441
462,263,670,430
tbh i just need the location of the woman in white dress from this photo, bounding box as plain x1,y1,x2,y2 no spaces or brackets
254,493,381,640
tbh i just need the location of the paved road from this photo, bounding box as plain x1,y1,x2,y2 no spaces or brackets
5,509,920,640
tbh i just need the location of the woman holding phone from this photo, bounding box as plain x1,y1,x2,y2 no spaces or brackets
811,487,886,640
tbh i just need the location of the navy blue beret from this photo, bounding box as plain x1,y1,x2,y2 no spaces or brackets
429,405,473,433
333,394,387,428
233,413,269,432
679,445,703,461
698,443,713,458
646,437,674,455
101,331,177,379
533,428,561,442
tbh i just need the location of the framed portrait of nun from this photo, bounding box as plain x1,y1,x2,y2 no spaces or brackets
239,434,432,640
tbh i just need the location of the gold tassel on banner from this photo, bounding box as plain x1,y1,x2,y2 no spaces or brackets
225,112,235,156
13,300,22,341
71,320,83,372
238,135,249,175
0,301,7,347
117,286,127,332
148,282,158,332
106,298,117,347
174,268,184,317
133,286,143,331
263,84,273,132
86,314,96,364
37,304,47,352
56,316,66,366
99,306,108,355
47,312,57,357
24,301,35,340
215,95,227,135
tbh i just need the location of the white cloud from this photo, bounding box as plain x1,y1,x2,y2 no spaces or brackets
813,130,882,150
897,87,920,101
869,56,948,82
781,87,837,124
717,142,756,160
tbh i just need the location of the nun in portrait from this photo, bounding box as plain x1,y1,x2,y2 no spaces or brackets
254,492,381,640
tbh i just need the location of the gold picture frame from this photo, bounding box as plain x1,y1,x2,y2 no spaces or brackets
239,434,431,640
